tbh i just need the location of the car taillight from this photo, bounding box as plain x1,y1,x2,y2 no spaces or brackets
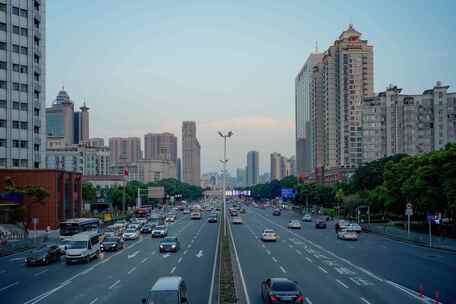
270,295,279,302
296,295,304,303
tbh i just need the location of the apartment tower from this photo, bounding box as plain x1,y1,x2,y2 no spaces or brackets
182,121,200,186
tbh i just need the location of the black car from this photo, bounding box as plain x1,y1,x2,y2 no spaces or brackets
208,215,218,223
101,236,124,251
25,244,61,266
272,209,281,216
140,224,153,234
315,220,327,229
159,237,180,253
261,278,304,303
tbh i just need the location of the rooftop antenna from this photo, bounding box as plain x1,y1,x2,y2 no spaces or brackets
315,41,319,53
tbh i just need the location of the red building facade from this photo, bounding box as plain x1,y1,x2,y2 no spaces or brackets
0,170,82,230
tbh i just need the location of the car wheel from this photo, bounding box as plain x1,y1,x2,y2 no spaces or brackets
86,256,90,263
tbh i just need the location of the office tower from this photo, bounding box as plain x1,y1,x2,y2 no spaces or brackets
73,102,89,145
295,51,323,176
236,168,246,187
46,88,74,147
270,152,282,180
109,137,142,165
176,158,182,181
182,121,201,186
362,82,456,162
289,155,296,176
144,132,177,161
322,25,374,169
0,0,46,169
310,63,325,170
246,151,259,186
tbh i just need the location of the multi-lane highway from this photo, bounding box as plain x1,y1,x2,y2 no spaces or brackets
230,206,456,304
0,214,219,304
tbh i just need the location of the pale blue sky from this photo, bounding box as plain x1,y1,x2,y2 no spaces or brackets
46,0,456,174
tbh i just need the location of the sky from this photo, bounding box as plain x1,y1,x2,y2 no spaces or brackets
46,0,456,175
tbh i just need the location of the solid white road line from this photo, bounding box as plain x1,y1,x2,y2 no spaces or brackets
108,280,120,290
280,266,287,273
34,269,48,277
360,297,371,304
178,257,183,263
88,298,98,304
305,298,313,304
385,280,435,303
127,250,140,259
24,280,72,304
305,257,313,263
170,266,176,274
228,222,251,304
272,257,278,263
0,281,19,292
8,257,24,262
318,266,328,274
336,279,349,289
208,221,220,304
127,267,136,274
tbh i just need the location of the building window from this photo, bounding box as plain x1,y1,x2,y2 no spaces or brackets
0,42,6,50
20,103,28,111
0,81,6,89
20,84,28,92
20,159,27,167
13,102,19,109
20,65,27,73
34,162,39,169
12,64,20,72
0,158,6,167
0,23,6,32
0,120,6,128
20,28,28,37
12,83,20,91
12,140,19,148
20,46,28,55
12,121,19,128
12,25,20,35
12,7,19,15
34,144,39,151
20,121,28,129
0,3,6,12
0,100,6,108
12,44,19,53
34,126,39,134
20,140,27,148
20,9,28,18
0,139,6,147
0,61,6,70
34,108,39,116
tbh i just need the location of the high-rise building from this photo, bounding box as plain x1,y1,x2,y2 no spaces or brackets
144,132,177,161
270,152,282,180
259,172,270,184
0,0,46,169
236,168,246,187
176,158,182,181
271,153,295,181
246,151,259,186
362,82,456,162
295,51,323,176
74,102,89,144
109,137,142,165
182,121,200,186
321,25,374,169
87,138,104,147
310,63,325,171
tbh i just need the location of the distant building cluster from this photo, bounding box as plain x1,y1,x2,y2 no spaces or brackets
270,153,295,181
295,24,456,183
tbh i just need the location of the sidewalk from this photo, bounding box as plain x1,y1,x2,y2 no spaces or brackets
363,223,456,252
0,229,60,257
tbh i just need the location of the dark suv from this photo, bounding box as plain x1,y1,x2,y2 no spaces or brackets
272,209,281,216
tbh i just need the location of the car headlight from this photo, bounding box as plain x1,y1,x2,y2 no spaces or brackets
42,257,46,262
171,244,176,248
160,245,164,248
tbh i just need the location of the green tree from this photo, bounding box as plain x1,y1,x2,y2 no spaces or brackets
82,182,96,204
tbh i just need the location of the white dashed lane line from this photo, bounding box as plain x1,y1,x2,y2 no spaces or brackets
141,257,149,264
89,297,98,304
183,250,188,255
178,257,183,263
265,249,271,255
360,297,372,304
34,269,48,277
305,257,313,263
336,279,349,289
0,281,19,292
279,266,287,273
305,298,313,304
127,267,136,275
170,266,176,274
296,249,302,255
108,280,120,290
272,257,278,263
318,266,328,274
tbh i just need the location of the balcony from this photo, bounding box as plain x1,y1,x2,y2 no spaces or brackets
34,99,41,108
34,30,41,40
34,11,41,23
35,47,41,57
34,82,41,92
34,64,40,74
34,117,41,127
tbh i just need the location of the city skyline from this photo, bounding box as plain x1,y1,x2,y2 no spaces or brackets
46,1,456,173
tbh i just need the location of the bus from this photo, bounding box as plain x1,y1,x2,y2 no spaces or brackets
134,208,150,218
59,218,102,239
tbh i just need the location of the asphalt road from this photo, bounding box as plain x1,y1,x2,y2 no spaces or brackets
230,206,456,304
0,214,220,304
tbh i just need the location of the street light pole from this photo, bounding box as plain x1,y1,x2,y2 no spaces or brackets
218,131,233,237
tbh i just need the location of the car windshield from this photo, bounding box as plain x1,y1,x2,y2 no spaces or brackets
155,226,165,230
264,230,274,233
163,237,176,242
125,229,136,233
67,241,87,249
272,281,297,292
148,291,178,304
104,238,118,242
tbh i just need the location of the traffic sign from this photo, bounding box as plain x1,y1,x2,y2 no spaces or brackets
405,208,413,216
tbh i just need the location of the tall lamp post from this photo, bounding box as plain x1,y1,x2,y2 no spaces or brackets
218,131,233,236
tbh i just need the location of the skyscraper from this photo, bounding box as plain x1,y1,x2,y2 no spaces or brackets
73,102,90,145
46,88,74,147
109,137,142,165
144,132,177,161
322,25,374,169
295,51,323,176
246,151,259,186
236,168,246,187
0,0,46,169
176,158,182,181
270,152,282,181
182,121,201,186
271,153,294,181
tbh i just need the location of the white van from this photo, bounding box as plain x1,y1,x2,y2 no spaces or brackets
65,231,101,264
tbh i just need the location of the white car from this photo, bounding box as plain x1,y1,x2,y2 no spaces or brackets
302,214,312,222
261,229,279,241
152,225,168,238
232,216,243,224
127,223,141,231
347,223,362,233
337,230,359,240
165,215,176,223
122,229,140,240
183,209,190,214
191,212,201,219
287,220,302,229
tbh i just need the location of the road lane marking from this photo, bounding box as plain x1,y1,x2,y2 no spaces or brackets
336,279,349,289
187,244,191,248
0,281,19,292
8,257,24,262
127,250,140,259
386,280,435,303
208,220,220,304
228,222,251,304
305,298,313,304
89,298,98,304
266,249,271,255
24,280,72,304
196,250,203,258
280,266,287,273
108,280,120,290
261,244,265,248
305,257,313,263
141,257,149,263
183,250,188,255
360,297,371,304
170,266,176,274
272,257,278,263
288,244,293,248
318,266,328,274
34,269,48,277
80,267,95,275
162,253,170,258
296,249,302,255
178,257,183,263
127,267,136,274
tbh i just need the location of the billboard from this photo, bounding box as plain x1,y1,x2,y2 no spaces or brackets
225,190,251,197
281,188,295,200
148,187,165,199
0,192,23,205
